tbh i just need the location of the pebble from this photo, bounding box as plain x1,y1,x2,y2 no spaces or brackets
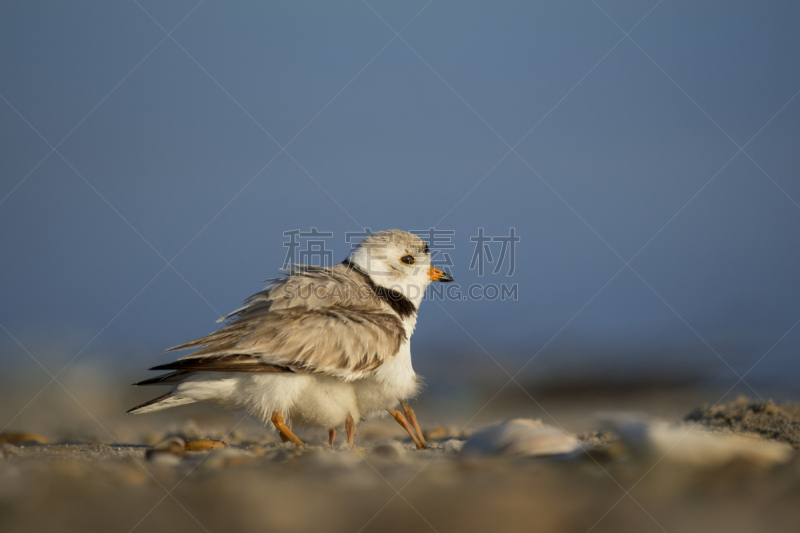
461,419,580,458
185,439,227,452
146,437,186,461
0,432,49,445
442,439,465,454
248,445,268,457
371,441,406,460
424,426,460,440
202,449,254,469
144,433,164,446
145,449,185,466
265,447,292,464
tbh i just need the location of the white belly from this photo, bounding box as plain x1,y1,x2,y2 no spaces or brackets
289,375,360,429
177,372,359,429
353,336,420,419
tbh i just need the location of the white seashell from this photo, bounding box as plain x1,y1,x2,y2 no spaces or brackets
602,413,793,467
461,419,580,458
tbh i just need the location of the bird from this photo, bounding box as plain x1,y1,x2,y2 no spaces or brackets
128,229,454,448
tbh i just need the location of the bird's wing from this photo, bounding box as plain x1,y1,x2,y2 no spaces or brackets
216,263,373,319
153,264,406,379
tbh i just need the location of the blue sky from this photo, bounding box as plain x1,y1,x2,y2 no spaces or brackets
2,1,800,396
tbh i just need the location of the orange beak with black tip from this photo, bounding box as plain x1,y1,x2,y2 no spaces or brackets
429,266,454,282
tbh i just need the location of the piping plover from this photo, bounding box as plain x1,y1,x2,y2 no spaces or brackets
128,229,453,447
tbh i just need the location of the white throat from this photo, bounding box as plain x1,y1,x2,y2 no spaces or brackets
348,248,430,309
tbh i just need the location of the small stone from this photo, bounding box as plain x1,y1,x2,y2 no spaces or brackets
228,430,246,444
266,448,291,463
185,439,227,452
371,441,406,459
248,445,267,457
0,432,49,445
144,433,164,446
146,449,184,466
424,426,459,440
176,420,202,440
150,437,186,457
442,439,465,453
48,446,75,453
0,444,18,458
583,441,626,463
203,449,254,469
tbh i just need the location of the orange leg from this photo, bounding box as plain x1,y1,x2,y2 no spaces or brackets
328,428,336,446
345,414,355,445
401,401,428,449
388,409,423,449
270,411,304,446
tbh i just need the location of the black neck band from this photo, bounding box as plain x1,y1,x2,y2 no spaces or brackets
341,259,417,319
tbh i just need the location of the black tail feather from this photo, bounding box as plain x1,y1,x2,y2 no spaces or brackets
132,370,192,387
126,392,173,414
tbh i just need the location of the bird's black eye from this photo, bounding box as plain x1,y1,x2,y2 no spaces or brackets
400,255,415,265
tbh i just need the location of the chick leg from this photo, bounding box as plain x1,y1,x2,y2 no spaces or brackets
387,409,423,449
400,402,428,449
270,411,304,446
328,429,336,446
345,414,355,445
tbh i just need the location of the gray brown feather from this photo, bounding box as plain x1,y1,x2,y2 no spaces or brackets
158,263,407,380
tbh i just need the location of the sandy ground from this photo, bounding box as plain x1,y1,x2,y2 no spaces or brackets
687,397,800,449
2,388,800,533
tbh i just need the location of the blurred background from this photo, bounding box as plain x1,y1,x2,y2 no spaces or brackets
1,0,800,437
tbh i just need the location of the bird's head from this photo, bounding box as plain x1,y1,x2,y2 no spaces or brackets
347,229,453,306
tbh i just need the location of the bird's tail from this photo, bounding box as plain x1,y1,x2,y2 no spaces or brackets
127,392,196,415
